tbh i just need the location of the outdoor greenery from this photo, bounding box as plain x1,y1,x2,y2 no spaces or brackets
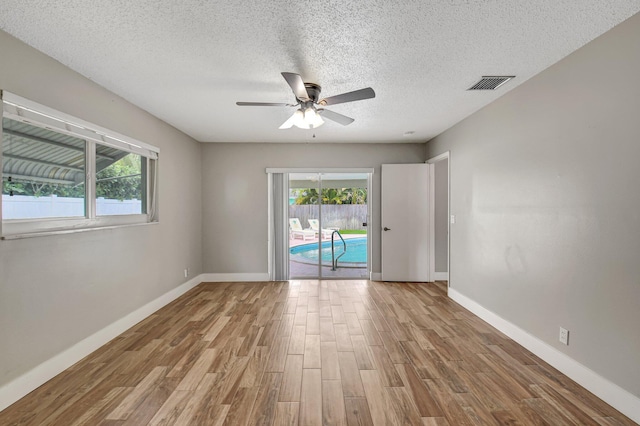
95,154,142,201
3,154,142,200
3,177,85,198
338,230,368,234
293,188,367,205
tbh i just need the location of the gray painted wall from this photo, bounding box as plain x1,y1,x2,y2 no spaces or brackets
201,143,425,274
0,31,203,387
425,13,640,397
434,158,448,273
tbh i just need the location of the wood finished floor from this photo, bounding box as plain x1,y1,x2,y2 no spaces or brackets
0,280,635,425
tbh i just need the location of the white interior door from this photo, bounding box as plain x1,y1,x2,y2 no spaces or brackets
381,164,430,281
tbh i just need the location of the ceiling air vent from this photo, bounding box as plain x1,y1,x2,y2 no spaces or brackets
468,76,515,91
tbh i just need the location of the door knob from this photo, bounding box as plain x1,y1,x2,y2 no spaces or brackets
383,227,391,231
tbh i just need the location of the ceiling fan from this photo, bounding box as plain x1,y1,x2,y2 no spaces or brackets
236,72,375,130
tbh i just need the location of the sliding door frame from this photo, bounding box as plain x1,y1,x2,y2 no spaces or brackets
266,167,374,280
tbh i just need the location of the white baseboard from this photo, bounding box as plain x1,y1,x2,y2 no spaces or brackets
448,288,640,424
201,273,270,282
371,272,441,282
434,272,449,281
0,274,203,412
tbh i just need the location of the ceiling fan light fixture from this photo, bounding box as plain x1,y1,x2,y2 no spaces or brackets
289,107,324,129
292,109,310,129
311,114,324,128
278,111,297,129
304,107,324,128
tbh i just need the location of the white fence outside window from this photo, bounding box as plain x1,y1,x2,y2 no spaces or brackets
2,194,141,219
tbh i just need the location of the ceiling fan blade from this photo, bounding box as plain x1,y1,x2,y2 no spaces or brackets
236,102,292,106
281,72,310,101
319,87,375,106
318,109,355,126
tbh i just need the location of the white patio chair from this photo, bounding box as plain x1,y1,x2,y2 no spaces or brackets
308,219,337,239
289,218,315,240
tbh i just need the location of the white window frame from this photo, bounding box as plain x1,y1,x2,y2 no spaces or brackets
1,91,160,239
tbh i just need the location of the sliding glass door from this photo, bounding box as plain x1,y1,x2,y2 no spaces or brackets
288,172,369,279
288,173,320,278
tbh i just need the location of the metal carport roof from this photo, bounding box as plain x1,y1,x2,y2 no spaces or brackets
2,117,126,185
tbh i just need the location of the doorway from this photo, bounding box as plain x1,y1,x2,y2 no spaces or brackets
288,172,370,279
427,152,450,285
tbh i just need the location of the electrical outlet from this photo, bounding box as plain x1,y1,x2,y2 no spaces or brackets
559,327,569,345
184,268,189,278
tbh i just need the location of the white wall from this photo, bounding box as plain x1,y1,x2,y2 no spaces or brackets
200,143,425,275
426,13,640,398
0,30,203,391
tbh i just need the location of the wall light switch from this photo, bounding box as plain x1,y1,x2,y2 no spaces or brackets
450,215,456,224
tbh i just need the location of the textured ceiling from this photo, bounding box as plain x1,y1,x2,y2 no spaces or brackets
1,1,639,143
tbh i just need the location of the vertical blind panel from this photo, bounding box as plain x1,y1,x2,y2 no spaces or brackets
272,173,289,281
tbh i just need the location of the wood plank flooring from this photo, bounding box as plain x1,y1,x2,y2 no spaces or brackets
0,280,635,425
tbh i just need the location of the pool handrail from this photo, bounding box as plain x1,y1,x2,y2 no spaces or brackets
331,230,347,271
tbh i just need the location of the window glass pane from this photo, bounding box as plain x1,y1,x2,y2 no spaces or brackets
96,146,146,216
2,117,86,219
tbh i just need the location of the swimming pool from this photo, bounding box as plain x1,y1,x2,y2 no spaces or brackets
290,237,367,266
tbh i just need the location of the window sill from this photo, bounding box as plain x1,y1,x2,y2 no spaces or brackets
1,221,159,240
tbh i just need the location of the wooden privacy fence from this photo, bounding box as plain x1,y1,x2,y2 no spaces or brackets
289,204,368,231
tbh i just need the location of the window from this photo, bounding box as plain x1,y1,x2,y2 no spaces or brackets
96,148,146,216
1,91,159,238
2,117,87,219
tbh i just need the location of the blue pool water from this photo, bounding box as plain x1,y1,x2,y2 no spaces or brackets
290,237,367,264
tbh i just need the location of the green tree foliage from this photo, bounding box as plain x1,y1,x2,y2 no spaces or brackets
3,177,84,197
293,188,367,205
96,154,142,201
